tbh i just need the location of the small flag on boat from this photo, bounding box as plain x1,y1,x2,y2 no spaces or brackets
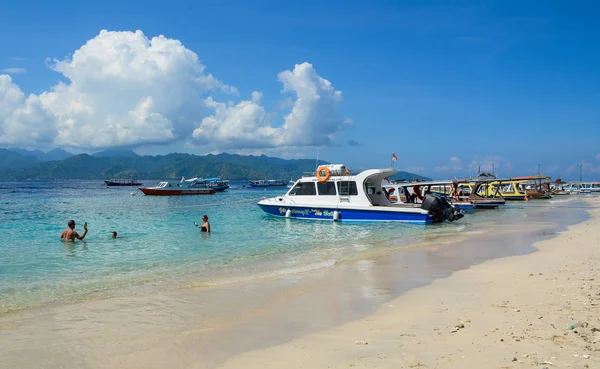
392,152,398,161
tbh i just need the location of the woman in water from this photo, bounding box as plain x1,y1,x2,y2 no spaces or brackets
194,215,211,232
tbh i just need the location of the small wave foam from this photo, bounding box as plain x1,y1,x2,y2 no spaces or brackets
199,259,337,287
549,198,574,204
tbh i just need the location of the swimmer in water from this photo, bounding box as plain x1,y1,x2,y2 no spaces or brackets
60,220,88,241
193,215,211,232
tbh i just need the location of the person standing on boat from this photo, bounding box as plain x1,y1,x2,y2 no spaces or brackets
60,220,88,241
194,215,211,232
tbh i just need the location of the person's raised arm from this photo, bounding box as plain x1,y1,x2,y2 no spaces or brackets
76,222,88,240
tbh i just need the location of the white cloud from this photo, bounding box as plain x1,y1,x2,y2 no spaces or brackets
192,96,273,149
581,161,600,174
1,32,347,152
0,75,56,146
192,62,345,149
1,68,27,74
251,91,263,103
434,156,463,172
1,30,236,149
467,156,510,174
405,166,425,174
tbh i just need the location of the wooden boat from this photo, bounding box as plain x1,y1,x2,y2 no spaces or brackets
514,175,553,199
384,178,505,210
139,181,216,196
478,175,553,200
480,179,528,201
105,179,142,186
550,178,571,195
453,179,506,209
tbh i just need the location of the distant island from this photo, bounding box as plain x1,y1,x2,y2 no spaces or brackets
0,147,431,181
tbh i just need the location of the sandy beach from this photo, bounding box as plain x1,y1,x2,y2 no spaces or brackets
1,198,597,369
218,197,600,369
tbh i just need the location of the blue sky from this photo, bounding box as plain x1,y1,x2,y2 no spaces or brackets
1,0,599,180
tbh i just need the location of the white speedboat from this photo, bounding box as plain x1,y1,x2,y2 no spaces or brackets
257,165,463,223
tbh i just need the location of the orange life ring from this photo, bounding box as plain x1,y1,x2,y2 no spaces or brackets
316,166,331,183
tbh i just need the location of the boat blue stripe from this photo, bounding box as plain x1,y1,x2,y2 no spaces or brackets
258,204,432,224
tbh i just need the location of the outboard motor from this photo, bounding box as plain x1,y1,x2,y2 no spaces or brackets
421,194,464,223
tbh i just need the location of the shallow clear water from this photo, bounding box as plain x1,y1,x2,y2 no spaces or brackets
0,179,458,311
0,180,590,312
1,181,594,369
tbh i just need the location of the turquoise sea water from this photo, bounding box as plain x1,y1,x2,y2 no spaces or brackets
0,180,588,312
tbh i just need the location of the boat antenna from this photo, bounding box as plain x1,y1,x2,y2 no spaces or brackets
538,164,540,175
580,163,583,182
315,150,320,171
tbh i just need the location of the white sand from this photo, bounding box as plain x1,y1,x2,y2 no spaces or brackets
217,198,600,369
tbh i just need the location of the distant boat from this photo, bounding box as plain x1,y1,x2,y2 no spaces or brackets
105,179,142,186
194,177,230,192
139,180,215,196
249,179,287,187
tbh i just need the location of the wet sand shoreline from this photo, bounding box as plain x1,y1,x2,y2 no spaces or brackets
0,199,592,368
218,197,600,369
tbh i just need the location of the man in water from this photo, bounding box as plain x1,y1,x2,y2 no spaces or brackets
60,220,88,241
111,231,117,238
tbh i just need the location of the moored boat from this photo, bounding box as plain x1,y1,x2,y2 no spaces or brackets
139,180,216,196
185,177,230,191
257,165,463,223
105,178,142,186
482,179,529,201
249,179,287,187
385,178,506,210
454,178,506,208
384,180,475,211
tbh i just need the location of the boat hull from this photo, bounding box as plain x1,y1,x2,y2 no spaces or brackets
502,195,528,201
452,202,475,211
472,203,502,209
105,181,142,186
258,204,432,223
209,185,230,192
139,188,216,196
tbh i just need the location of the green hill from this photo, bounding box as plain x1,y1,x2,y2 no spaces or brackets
0,149,41,170
0,149,429,181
